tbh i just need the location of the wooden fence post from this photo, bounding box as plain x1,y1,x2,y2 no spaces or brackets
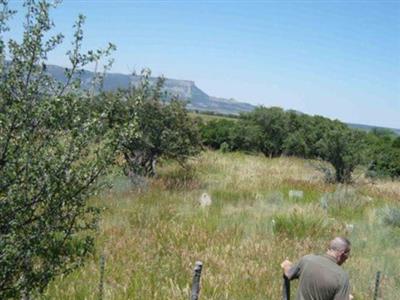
373,271,381,300
98,255,105,300
190,261,203,300
282,275,290,300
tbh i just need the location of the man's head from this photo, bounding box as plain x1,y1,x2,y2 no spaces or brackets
327,237,351,265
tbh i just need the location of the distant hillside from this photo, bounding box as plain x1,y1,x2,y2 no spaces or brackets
46,65,255,115
46,65,399,135
347,123,400,136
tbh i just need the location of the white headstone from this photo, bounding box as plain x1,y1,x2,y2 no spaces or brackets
345,224,354,233
289,190,304,200
199,192,212,207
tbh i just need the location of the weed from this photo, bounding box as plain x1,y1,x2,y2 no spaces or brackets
381,206,400,228
320,185,371,220
272,209,333,239
154,163,202,191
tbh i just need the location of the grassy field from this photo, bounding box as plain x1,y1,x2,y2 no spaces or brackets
43,151,400,299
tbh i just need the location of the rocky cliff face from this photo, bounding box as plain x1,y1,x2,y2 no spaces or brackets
46,65,255,115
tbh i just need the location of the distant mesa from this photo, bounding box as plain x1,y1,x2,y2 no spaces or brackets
45,64,255,115
45,64,399,135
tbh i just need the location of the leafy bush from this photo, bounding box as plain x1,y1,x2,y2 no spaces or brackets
367,146,400,179
229,122,262,152
220,141,231,153
364,130,400,179
0,1,116,297
200,119,236,149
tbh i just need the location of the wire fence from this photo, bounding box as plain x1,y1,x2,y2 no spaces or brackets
97,257,384,299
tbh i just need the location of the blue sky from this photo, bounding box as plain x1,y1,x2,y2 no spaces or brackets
6,0,400,128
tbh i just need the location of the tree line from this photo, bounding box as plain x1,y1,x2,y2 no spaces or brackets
199,107,400,182
0,1,399,298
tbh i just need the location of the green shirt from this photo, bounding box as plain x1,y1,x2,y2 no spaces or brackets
287,254,350,300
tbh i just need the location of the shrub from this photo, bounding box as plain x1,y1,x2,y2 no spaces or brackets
320,186,369,219
200,119,236,149
220,141,231,153
0,1,116,297
381,206,400,228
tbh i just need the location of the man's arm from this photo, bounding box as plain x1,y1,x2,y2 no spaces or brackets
280,258,302,280
280,259,293,278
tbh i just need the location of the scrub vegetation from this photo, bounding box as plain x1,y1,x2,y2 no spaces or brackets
43,151,400,300
1,1,399,299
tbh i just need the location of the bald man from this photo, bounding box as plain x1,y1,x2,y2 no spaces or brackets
281,237,353,300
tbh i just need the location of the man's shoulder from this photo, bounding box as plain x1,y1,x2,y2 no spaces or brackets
302,254,335,263
301,254,345,272
301,254,322,262
297,254,324,268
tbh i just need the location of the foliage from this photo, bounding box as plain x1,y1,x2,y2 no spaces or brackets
242,106,288,157
393,136,400,149
200,107,376,182
365,130,400,179
315,125,366,183
200,118,236,150
368,147,400,179
219,141,230,153
0,1,117,298
282,113,310,157
283,131,309,157
118,71,201,180
229,121,262,152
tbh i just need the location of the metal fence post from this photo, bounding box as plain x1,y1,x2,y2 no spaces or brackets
190,261,203,300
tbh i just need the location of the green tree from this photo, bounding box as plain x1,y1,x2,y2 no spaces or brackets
229,121,262,152
368,146,400,179
119,71,201,180
283,131,309,157
365,132,400,179
392,136,400,149
0,1,117,297
282,113,309,157
242,107,289,157
200,118,236,150
316,124,365,183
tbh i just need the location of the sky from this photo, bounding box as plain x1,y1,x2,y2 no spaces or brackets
5,0,400,128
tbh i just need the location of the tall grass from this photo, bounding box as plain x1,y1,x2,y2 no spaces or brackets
272,208,339,239
381,206,400,228
320,185,372,220
42,151,400,299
